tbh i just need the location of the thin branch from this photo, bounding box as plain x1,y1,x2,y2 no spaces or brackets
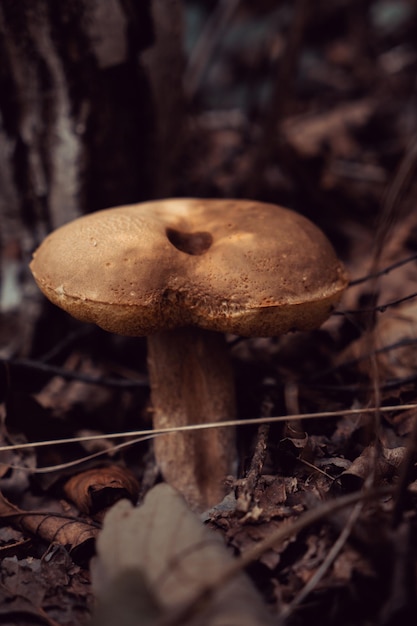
318,337,417,374
38,326,92,362
0,357,148,388
1,403,416,454
183,0,241,99
391,408,417,528
349,253,417,286
280,500,364,621
333,290,417,316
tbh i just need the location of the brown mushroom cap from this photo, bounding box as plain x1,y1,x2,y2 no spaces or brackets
30,198,348,337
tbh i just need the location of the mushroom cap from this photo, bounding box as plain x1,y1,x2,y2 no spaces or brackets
30,198,348,337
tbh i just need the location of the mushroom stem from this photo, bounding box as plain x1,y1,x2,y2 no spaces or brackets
147,327,236,511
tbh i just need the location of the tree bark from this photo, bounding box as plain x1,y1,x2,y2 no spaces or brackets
0,0,185,354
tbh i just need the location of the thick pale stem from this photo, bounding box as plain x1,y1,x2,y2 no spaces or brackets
147,327,236,511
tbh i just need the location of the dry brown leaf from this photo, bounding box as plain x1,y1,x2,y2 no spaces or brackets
332,542,375,582
281,99,374,158
63,465,139,517
0,490,98,564
91,484,274,626
372,302,417,380
343,300,417,382
35,352,119,415
1,547,93,626
0,525,31,558
227,516,295,571
340,445,406,489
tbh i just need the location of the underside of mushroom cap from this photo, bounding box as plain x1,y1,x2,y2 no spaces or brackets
30,198,349,337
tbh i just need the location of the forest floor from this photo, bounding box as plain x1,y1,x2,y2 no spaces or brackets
2,1,417,624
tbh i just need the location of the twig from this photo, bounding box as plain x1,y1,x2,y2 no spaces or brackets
0,404,415,452
183,0,241,99
310,336,417,381
279,500,364,621
374,135,417,262
349,253,417,286
0,357,148,388
333,290,417,316
303,375,417,393
38,326,92,362
391,408,417,528
235,391,272,512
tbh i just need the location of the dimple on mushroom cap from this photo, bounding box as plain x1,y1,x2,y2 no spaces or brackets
30,198,349,336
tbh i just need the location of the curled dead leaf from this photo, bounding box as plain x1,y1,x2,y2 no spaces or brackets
340,445,406,490
63,464,139,517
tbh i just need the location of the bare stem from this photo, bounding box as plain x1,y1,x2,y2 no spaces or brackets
147,327,236,511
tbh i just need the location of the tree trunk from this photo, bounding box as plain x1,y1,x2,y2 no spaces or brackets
0,0,185,355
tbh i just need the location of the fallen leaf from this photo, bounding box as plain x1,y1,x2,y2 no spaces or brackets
0,490,98,564
340,445,406,489
281,99,374,158
63,464,139,517
0,547,93,626
91,484,274,625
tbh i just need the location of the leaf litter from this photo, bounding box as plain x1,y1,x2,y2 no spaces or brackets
3,1,417,624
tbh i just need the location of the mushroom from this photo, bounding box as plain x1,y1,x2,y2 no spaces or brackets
30,198,348,510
